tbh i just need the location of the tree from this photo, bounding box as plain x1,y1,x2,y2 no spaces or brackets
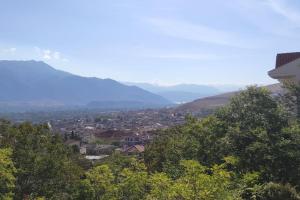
254,182,300,200
0,148,16,200
103,152,136,175
145,86,300,196
10,123,82,199
270,123,300,186
168,160,234,200
146,173,172,200
81,165,116,200
280,82,300,120
216,86,288,133
145,116,227,178
217,87,300,186
117,168,148,200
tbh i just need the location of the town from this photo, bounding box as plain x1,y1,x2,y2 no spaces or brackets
47,108,187,160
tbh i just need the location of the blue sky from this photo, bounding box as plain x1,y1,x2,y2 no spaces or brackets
1,0,300,85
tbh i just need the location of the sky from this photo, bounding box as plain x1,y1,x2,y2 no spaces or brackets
1,0,300,86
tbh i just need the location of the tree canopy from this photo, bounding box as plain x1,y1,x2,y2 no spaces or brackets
1,86,300,199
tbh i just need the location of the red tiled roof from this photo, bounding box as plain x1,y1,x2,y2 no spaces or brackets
125,145,145,153
276,52,300,68
134,145,145,152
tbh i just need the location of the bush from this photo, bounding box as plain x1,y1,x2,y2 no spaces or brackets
254,182,300,200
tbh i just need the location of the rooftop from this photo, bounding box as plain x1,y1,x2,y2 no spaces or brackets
276,52,300,68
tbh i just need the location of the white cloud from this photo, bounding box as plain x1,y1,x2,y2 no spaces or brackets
2,47,17,54
264,0,300,25
53,51,61,59
8,47,16,53
34,47,69,62
234,0,300,37
147,53,220,60
42,49,52,60
146,18,256,48
62,58,69,62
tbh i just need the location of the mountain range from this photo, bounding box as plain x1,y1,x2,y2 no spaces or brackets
0,60,171,112
125,82,243,103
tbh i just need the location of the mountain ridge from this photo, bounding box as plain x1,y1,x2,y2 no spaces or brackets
175,83,283,113
124,82,241,103
0,60,171,112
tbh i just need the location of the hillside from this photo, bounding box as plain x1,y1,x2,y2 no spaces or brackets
0,60,171,111
125,82,226,103
175,83,283,113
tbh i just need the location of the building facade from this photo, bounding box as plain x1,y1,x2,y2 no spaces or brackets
268,52,300,82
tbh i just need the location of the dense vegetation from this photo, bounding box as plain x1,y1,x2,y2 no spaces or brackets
1,86,300,199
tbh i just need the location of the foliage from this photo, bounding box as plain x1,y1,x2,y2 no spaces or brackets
146,172,172,200
0,122,82,199
77,165,116,200
144,116,227,178
217,87,300,186
280,82,300,119
145,86,300,198
168,160,233,200
216,86,288,133
0,148,16,200
2,86,300,199
77,158,235,200
117,166,148,200
253,182,300,200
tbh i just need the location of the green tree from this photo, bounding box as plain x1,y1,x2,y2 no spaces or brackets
10,123,82,199
169,160,234,200
254,182,300,200
281,82,300,120
146,173,172,200
81,165,116,200
145,86,300,196
116,159,148,200
117,168,148,200
145,116,227,178
0,148,16,200
216,86,288,133
217,87,300,186
103,152,137,175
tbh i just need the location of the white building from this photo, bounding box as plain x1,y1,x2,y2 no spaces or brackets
268,52,300,82
80,146,87,155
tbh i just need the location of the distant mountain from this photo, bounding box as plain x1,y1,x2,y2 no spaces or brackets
156,91,215,104
175,83,283,113
0,60,171,112
125,82,224,103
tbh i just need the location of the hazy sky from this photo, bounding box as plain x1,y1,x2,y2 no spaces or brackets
1,0,300,85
